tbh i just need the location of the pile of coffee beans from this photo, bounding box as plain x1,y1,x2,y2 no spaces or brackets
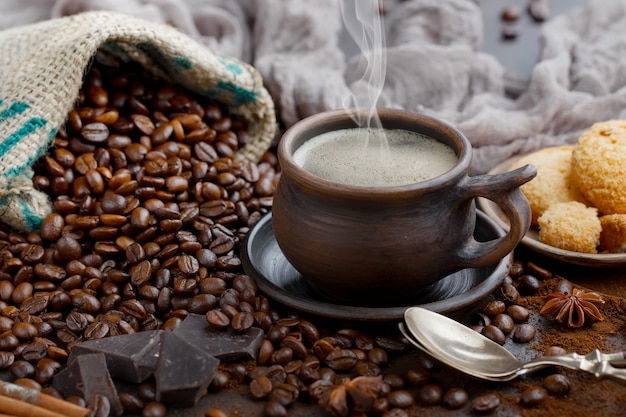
0,50,280,415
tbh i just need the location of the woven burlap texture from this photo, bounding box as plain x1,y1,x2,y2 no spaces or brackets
0,10,276,232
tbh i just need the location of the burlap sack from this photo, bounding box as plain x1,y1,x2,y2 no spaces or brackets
0,11,276,232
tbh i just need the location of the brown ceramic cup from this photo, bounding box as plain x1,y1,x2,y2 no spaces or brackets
272,108,536,306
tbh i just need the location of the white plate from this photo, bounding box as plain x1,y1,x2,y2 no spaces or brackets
477,153,626,268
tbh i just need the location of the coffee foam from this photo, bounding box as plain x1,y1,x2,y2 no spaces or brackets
293,128,458,187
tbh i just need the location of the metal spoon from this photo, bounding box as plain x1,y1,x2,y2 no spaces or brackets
401,307,626,382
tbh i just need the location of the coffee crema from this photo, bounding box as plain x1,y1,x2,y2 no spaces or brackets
292,128,458,187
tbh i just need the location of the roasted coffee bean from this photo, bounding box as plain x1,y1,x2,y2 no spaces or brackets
119,392,145,414
138,381,157,402
269,383,299,407
442,387,468,409
512,323,537,343
407,369,431,386
491,313,515,334
367,347,388,367
263,400,287,417
543,373,571,395
88,394,111,417
10,360,35,379
82,122,109,142
12,321,38,340
481,325,506,345
231,311,254,333
206,309,230,329
142,401,167,417
494,282,519,304
518,274,541,295
382,388,417,409
501,5,521,21
250,375,273,399
527,0,550,22
0,350,14,368
480,300,506,317
520,386,547,407
525,262,552,280
506,305,529,322
416,384,441,406
375,336,405,353
471,393,500,414
501,24,519,40
205,409,230,417
545,346,567,356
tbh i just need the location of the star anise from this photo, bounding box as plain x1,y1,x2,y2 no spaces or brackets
540,288,605,328
315,376,383,416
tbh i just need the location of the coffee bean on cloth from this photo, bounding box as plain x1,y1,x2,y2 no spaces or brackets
0,11,276,232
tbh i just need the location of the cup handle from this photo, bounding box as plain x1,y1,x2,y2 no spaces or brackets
456,164,537,268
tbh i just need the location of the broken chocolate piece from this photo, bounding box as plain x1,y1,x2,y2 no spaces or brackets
52,352,123,416
174,313,264,362
155,331,219,406
68,330,162,383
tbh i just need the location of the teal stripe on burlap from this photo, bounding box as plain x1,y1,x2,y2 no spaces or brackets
4,128,57,177
0,102,29,124
0,117,47,158
20,198,43,230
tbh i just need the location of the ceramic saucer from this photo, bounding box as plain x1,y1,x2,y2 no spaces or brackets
241,211,510,323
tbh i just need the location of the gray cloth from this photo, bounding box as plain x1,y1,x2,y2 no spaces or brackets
2,0,625,173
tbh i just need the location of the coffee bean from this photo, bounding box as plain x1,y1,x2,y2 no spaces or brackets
471,393,500,414
528,0,550,22
520,386,547,407
88,394,111,417
442,387,468,409
543,374,571,395
0,351,15,368
506,305,529,323
407,369,431,386
492,313,515,334
545,346,567,356
416,384,441,406
263,400,287,417
119,392,145,414
480,300,506,317
142,401,167,417
501,6,521,21
10,360,35,379
512,323,537,343
178,254,199,275
250,375,273,399
206,309,230,329
481,325,506,345
82,122,109,142
205,409,229,417
518,274,541,295
495,282,519,304
231,311,254,333
269,382,299,407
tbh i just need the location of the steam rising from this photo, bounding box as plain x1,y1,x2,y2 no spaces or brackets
340,0,388,146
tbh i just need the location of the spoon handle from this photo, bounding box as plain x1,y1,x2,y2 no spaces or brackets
600,363,626,382
522,350,626,378
602,351,626,365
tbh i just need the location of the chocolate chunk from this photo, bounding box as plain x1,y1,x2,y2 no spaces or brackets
68,330,162,383
174,313,264,362
52,352,123,416
155,331,219,406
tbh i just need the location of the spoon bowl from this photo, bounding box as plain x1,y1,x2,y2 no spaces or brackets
402,307,626,381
